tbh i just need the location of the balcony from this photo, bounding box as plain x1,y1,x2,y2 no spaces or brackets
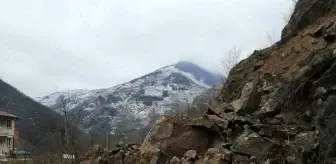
0,127,14,137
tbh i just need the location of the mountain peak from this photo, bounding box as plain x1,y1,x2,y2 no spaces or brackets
173,61,222,87
175,60,196,65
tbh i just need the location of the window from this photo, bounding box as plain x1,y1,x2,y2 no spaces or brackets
7,138,11,148
6,120,11,129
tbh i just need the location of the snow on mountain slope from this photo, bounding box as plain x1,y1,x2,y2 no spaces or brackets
37,61,222,140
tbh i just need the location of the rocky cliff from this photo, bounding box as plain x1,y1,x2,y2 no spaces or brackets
81,0,336,163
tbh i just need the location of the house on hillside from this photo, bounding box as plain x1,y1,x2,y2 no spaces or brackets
0,111,19,158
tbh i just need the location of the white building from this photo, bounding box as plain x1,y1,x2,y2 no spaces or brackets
0,111,19,157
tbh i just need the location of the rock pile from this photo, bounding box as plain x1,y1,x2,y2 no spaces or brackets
82,0,336,163
98,142,141,164
80,143,141,164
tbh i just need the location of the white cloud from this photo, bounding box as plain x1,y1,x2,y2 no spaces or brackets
0,0,293,97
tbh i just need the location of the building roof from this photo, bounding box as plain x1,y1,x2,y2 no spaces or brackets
0,111,19,119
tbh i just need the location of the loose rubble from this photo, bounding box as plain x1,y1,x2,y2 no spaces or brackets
82,0,336,163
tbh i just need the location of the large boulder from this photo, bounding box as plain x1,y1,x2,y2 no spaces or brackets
139,114,214,163
230,82,260,114
231,132,275,157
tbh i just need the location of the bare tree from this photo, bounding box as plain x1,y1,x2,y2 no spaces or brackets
61,98,70,149
266,29,278,46
67,108,84,163
221,46,242,77
58,95,84,164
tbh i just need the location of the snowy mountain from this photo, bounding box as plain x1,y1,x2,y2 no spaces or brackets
37,61,222,142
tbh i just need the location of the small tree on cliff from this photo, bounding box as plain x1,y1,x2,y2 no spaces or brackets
221,46,242,77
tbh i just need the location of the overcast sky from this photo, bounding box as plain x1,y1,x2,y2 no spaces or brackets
0,0,292,97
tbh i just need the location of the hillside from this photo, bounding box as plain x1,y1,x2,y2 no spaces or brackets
0,79,65,152
81,0,336,164
37,61,222,143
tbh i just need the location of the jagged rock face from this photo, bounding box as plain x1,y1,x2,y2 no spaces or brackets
218,0,336,162
282,0,336,39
